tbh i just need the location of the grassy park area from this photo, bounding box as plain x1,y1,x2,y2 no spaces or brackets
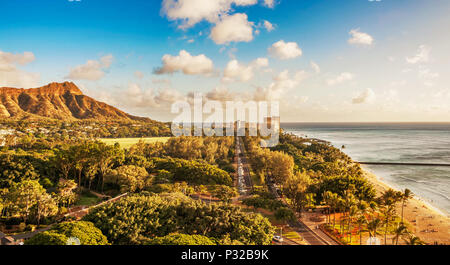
99,137,171,149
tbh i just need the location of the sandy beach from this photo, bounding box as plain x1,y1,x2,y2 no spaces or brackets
363,169,450,245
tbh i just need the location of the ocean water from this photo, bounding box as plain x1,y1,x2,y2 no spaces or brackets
282,123,450,216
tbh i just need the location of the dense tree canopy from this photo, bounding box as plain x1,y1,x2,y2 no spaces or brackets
5,180,58,223
83,193,274,245
25,221,109,245
312,175,376,202
143,233,215,245
104,165,151,193
0,154,40,189
150,157,233,186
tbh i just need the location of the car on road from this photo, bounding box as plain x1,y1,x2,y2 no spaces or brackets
273,235,283,242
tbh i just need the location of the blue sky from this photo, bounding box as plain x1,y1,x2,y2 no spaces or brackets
1,0,449,121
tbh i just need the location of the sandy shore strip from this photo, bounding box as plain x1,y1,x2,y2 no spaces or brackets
363,168,450,245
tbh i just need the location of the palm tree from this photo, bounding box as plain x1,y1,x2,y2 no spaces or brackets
356,200,369,245
403,233,425,245
356,215,368,245
380,189,401,244
330,193,339,229
337,197,345,234
322,191,332,224
347,205,358,244
392,223,408,245
400,189,413,224
367,218,382,239
368,201,378,221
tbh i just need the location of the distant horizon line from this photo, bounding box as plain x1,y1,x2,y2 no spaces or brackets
154,120,450,124
280,121,450,124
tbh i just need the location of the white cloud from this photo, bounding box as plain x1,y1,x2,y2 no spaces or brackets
134,71,144,79
206,86,237,101
310,61,320,73
352,88,375,104
254,70,308,101
406,45,431,64
294,70,309,83
348,29,374,46
263,0,275,8
432,88,450,99
99,54,113,68
0,50,39,88
161,0,258,29
0,51,35,67
152,78,172,86
268,40,302,60
66,54,113,81
155,50,214,75
210,13,254,44
154,87,186,105
418,67,439,80
263,20,275,32
223,60,253,82
327,72,354,86
120,83,186,109
222,57,269,82
389,80,407,87
252,57,269,68
418,66,439,87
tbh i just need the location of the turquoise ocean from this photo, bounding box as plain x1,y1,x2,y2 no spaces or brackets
282,123,450,216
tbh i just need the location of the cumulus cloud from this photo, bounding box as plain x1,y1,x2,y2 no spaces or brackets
222,57,269,82
155,50,214,75
418,66,439,87
254,70,308,101
268,40,302,60
348,29,374,46
263,0,275,8
327,72,354,86
206,85,237,101
210,13,254,44
418,67,439,80
352,88,375,104
263,20,275,32
99,54,113,68
134,71,144,79
406,45,431,64
0,51,35,67
223,60,253,82
152,78,172,86
310,61,320,73
252,57,269,68
161,0,258,29
66,54,113,81
121,83,186,109
0,50,39,88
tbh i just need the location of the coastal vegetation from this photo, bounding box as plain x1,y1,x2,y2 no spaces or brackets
242,132,423,245
25,221,109,245
100,137,170,149
1,130,272,245
0,122,426,245
83,193,274,245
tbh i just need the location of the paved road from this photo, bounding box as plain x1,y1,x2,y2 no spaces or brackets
272,185,339,245
272,235,301,246
287,219,334,245
237,137,338,245
235,137,253,195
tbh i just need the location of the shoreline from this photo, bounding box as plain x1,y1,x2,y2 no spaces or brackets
363,167,450,244
363,166,449,218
